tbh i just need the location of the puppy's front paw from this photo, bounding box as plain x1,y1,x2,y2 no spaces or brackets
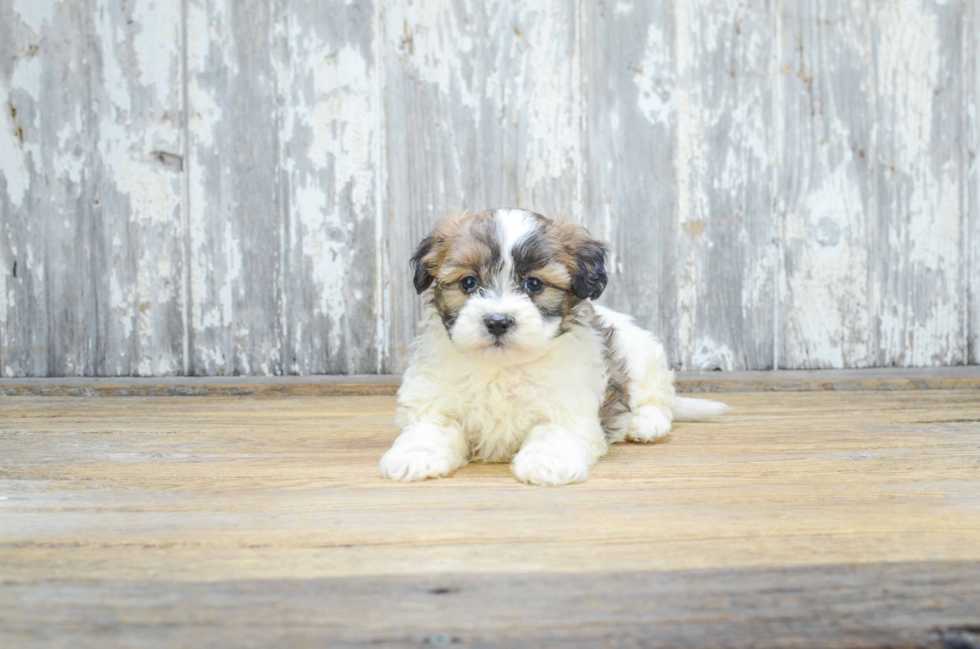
511,443,590,487
380,445,458,482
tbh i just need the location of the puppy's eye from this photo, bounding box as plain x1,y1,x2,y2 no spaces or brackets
524,277,544,294
460,276,479,293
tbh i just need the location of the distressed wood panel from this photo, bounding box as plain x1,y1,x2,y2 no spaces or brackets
2,390,980,579
873,0,965,367
671,0,776,370
3,564,980,647
0,1,185,379
2,0,979,376
776,0,876,369
185,0,284,375
968,1,979,364
383,0,582,371
2,390,980,645
279,0,386,374
4,367,980,398
581,1,678,361
0,1,98,377
90,0,186,376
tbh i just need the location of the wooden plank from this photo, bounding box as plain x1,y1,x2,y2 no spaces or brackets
1,390,979,645
382,0,582,371
279,0,387,375
776,0,876,369
0,1,185,378
0,376,402,397
581,0,678,360
1,391,979,581
89,0,186,376
185,0,284,375
0,1,99,376
676,366,980,392
2,367,980,397
968,1,979,364
672,0,776,370
2,562,978,647
873,0,966,367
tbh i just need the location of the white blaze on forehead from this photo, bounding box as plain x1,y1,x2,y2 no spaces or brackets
493,209,537,289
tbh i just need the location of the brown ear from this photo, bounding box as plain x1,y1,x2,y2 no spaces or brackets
559,223,607,300
410,235,436,294
571,238,607,300
409,212,468,294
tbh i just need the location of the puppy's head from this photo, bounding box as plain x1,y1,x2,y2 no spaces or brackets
412,208,607,362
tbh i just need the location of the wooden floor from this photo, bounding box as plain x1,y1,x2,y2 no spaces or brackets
2,388,980,647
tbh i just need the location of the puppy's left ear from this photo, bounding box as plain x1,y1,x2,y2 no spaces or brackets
571,236,608,300
559,222,608,300
410,236,436,294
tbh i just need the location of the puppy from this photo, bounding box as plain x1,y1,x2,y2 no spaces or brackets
380,208,728,486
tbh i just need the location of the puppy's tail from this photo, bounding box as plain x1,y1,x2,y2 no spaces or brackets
671,396,730,421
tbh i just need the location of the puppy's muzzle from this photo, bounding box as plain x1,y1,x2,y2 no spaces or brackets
484,314,515,337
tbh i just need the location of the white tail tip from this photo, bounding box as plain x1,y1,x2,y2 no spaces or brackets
671,396,730,421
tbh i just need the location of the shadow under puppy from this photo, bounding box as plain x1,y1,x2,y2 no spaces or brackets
381,208,728,486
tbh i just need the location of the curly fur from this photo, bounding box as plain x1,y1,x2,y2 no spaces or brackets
381,208,728,486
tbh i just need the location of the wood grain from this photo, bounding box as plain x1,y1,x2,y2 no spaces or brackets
3,367,980,396
280,0,387,375
673,0,776,371
1,1,100,376
776,0,876,369
185,0,285,376
1,389,979,645
969,0,979,365
2,563,979,648
873,0,966,367
91,0,187,377
1,0,978,377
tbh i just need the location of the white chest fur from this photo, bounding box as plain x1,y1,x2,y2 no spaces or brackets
396,315,608,463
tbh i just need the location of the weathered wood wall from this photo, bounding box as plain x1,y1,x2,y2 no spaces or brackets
0,0,976,376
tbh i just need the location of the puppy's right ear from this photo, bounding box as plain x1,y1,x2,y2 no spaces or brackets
411,235,436,294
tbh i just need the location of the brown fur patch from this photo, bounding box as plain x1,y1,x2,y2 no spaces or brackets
415,211,502,329
592,310,632,440
509,217,604,329
530,261,571,287
554,221,608,300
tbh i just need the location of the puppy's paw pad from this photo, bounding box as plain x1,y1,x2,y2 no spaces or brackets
511,446,589,487
625,406,672,443
380,446,455,481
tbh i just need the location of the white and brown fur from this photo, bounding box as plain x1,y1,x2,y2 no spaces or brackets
381,208,728,486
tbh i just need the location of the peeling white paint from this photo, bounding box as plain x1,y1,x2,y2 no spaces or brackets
304,44,374,212
387,0,478,111
875,0,962,365
634,22,673,128
89,0,184,376
784,166,872,367
0,55,42,209
282,6,382,373
131,0,181,92
690,339,736,371
615,2,634,16
2,0,976,376
520,0,578,191
12,0,59,35
373,0,391,373
0,101,30,208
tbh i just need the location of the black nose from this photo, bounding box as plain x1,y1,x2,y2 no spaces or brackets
485,314,515,337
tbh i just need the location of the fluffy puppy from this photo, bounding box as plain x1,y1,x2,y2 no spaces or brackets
380,208,728,487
